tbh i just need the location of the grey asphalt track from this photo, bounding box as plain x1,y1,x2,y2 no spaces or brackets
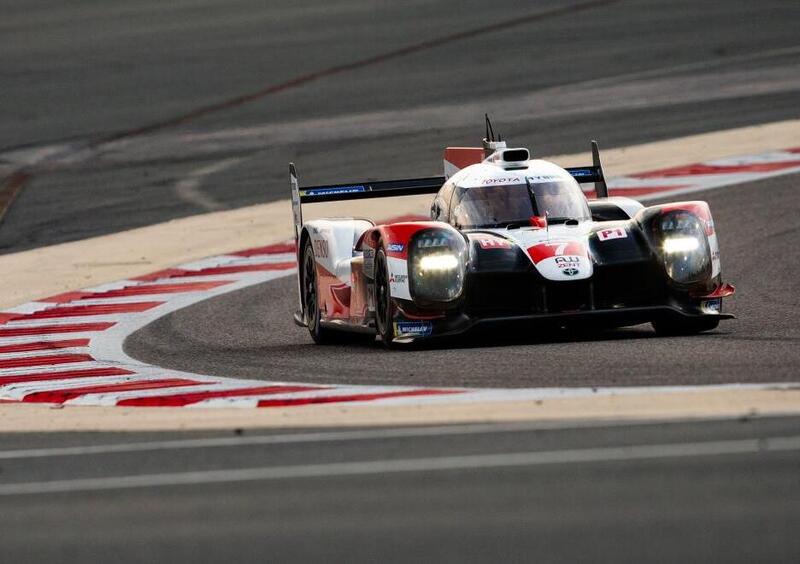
2,1,800,562
1,0,799,252
126,172,800,388
1,417,799,563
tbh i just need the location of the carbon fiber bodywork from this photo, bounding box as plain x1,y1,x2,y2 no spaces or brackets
388,220,732,341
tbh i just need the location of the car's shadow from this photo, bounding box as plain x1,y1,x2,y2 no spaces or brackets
286,322,733,353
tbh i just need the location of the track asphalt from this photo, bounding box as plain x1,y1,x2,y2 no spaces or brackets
1,1,799,561
127,173,800,388
1,416,798,562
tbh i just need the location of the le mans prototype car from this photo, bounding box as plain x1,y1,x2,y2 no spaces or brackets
290,119,734,346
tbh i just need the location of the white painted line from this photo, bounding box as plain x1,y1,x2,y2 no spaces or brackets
0,435,797,496
0,422,609,459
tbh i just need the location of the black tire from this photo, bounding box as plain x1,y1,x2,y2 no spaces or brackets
301,240,330,344
651,317,720,336
302,239,376,345
374,248,396,347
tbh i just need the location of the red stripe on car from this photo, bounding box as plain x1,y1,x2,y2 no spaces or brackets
526,241,587,264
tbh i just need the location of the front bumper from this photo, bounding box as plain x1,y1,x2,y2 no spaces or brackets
392,305,733,342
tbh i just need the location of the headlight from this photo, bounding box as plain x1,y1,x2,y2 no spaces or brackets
419,253,460,271
663,236,700,254
409,229,467,302
659,212,710,283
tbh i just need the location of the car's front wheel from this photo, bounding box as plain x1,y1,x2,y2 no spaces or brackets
374,247,396,347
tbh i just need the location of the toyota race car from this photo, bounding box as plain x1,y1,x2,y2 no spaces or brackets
289,118,735,346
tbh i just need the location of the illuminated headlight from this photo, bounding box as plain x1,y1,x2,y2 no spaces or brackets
419,253,460,271
409,230,467,302
663,236,700,254
659,213,710,283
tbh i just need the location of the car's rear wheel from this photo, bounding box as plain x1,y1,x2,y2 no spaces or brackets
651,317,720,336
302,240,330,344
374,248,396,347
302,239,375,345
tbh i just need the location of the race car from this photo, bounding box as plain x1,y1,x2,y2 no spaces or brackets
289,118,734,346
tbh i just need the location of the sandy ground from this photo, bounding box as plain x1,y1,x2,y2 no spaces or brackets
0,388,798,432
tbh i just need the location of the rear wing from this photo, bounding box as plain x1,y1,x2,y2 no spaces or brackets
289,164,443,244
293,174,444,204
288,139,608,241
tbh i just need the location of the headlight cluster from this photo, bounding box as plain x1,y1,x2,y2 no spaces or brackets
408,229,467,302
659,212,711,283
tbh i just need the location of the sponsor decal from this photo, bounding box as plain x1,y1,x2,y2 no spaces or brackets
527,241,587,263
597,228,627,241
301,185,366,197
526,174,562,183
567,168,594,179
477,238,513,250
395,321,434,337
363,247,375,277
482,177,519,185
387,243,405,252
313,239,329,258
554,256,581,270
562,268,580,277
389,274,408,285
702,298,721,313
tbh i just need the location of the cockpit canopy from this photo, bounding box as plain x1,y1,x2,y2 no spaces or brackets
449,177,590,229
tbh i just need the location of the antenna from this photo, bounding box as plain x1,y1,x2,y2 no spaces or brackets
482,114,507,157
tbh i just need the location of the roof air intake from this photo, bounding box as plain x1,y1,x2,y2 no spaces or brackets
501,148,529,163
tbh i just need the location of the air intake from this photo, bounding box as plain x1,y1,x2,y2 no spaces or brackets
500,148,529,166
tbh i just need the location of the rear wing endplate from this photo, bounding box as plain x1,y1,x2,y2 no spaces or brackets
564,140,608,198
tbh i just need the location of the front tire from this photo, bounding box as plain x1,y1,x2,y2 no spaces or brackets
374,248,396,347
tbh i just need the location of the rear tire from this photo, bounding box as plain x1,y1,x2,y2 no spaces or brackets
652,317,720,336
302,239,375,345
374,248,396,347
302,240,330,344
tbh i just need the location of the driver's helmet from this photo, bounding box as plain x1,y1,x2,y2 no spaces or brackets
453,183,533,228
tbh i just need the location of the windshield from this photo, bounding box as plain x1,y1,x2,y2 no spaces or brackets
451,179,590,229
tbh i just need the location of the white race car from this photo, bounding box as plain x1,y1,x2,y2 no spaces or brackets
290,118,734,345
